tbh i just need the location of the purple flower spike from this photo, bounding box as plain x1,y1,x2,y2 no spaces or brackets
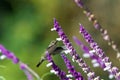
0,44,40,80
24,70,33,80
19,62,40,80
0,44,19,64
73,36,104,67
73,36,89,53
52,18,101,80
61,53,84,80
74,0,84,8
73,36,105,68
46,51,69,80
20,63,33,80
79,24,120,79
74,0,120,61
20,62,28,70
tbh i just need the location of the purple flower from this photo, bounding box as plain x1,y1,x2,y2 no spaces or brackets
73,36,105,68
0,44,19,64
20,63,33,80
74,0,84,8
0,44,40,80
74,0,120,61
73,36,89,53
46,51,69,80
51,18,100,80
19,62,40,80
61,53,84,80
79,24,120,80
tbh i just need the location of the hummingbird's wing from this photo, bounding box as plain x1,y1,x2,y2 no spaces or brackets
51,46,67,55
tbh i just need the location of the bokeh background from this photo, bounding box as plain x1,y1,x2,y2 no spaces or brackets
0,0,120,80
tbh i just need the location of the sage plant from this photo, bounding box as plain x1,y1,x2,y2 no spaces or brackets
79,24,120,80
0,0,120,80
51,18,101,80
61,53,83,80
74,0,120,61
0,45,40,80
73,36,104,68
46,51,70,80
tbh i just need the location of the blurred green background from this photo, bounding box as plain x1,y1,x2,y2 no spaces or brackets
0,0,120,80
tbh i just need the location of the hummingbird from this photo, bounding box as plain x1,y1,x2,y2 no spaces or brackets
36,40,67,67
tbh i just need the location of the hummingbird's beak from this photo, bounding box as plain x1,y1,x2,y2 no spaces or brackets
36,57,45,67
